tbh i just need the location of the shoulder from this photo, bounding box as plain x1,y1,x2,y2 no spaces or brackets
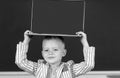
62,60,74,72
38,59,44,64
66,60,74,66
34,59,47,70
37,59,47,66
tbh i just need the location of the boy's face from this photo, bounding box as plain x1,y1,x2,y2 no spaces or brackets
42,39,66,64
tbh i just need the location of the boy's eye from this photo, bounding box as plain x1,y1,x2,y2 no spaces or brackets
44,49,49,52
54,49,58,51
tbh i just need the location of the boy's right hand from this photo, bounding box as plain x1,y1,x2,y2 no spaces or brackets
76,31,89,47
23,30,33,44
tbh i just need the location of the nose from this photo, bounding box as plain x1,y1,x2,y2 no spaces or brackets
48,51,54,55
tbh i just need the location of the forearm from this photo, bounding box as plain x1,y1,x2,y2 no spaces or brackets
15,42,35,73
73,32,95,76
72,47,95,76
15,42,28,64
83,46,95,68
16,35,30,63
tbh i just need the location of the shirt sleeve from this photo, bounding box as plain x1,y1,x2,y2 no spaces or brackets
72,46,95,77
15,42,39,74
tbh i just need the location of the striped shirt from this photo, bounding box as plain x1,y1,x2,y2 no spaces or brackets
15,43,95,78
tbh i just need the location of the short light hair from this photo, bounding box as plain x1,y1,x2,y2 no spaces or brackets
42,36,65,48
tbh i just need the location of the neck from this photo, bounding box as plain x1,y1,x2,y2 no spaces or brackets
50,61,61,70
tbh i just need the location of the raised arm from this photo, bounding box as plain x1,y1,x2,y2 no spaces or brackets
72,32,95,77
15,30,38,74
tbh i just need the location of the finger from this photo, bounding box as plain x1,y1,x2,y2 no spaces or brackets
76,31,84,35
24,30,33,40
76,32,83,37
76,32,87,38
24,30,30,38
24,30,30,35
76,32,82,36
24,30,33,36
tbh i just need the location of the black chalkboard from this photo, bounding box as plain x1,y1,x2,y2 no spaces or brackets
0,0,120,71
31,0,84,35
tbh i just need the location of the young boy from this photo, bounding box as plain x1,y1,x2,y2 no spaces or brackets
15,30,95,78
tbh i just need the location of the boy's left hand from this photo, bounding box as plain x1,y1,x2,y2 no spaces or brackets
76,31,89,47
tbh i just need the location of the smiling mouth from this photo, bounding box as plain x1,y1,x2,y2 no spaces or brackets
48,57,55,59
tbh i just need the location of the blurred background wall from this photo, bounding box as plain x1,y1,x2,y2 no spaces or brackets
0,0,120,77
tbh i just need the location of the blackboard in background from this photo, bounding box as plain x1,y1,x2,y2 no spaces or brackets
85,0,120,71
31,0,84,35
0,0,120,71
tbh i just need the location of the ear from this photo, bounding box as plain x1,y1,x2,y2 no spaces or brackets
62,49,67,57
